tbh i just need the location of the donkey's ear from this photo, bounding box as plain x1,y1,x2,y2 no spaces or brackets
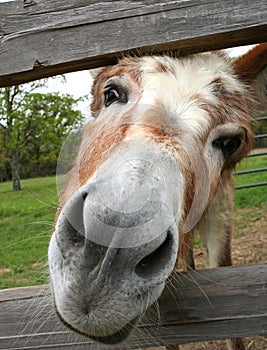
233,43,267,114
89,67,105,80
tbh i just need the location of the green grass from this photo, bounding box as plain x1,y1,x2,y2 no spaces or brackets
233,154,266,238
234,154,267,209
0,177,58,289
0,155,266,289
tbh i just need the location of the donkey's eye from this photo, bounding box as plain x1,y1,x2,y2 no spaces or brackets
213,135,242,157
104,85,127,107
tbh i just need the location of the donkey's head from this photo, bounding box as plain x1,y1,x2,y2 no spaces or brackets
48,45,266,344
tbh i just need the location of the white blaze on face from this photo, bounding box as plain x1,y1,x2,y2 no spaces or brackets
131,53,248,233
139,54,245,137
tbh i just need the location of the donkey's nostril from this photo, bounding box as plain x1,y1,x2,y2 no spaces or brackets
71,229,85,248
134,231,173,280
64,219,85,249
81,192,87,201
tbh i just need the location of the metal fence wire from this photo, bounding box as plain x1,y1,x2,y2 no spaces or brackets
235,116,267,190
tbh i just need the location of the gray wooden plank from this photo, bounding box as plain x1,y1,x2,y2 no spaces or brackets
0,263,266,349
0,0,266,87
0,285,49,302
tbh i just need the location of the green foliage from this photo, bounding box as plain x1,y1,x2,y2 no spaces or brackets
252,117,267,148
18,92,84,178
0,80,84,187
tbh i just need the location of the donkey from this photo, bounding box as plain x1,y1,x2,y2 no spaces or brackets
48,44,267,350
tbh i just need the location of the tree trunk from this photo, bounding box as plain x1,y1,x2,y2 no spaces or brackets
11,149,21,191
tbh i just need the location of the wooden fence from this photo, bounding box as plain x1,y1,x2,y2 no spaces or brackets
234,117,267,189
0,0,267,349
1,0,267,86
1,264,267,349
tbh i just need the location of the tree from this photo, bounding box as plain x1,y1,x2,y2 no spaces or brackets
0,81,84,190
253,116,267,149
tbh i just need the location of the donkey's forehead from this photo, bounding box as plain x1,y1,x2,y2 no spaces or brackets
107,54,241,90
95,53,243,103
140,54,242,96
92,54,245,134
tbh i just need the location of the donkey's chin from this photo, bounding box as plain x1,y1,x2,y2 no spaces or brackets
54,303,140,344
51,281,165,344
90,318,139,344
83,317,140,344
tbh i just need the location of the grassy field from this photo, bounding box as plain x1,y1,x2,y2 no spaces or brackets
0,155,266,289
234,154,267,208
0,176,58,288
233,154,266,238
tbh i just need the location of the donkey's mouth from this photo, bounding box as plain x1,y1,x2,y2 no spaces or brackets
55,304,138,344
90,317,139,344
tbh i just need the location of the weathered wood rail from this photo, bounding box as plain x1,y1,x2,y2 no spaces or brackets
0,0,267,87
1,264,267,349
0,0,266,348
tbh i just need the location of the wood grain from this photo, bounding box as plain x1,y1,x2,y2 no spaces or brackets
0,0,266,86
0,263,266,349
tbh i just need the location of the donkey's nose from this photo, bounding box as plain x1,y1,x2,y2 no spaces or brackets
55,178,179,285
55,139,182,282
82,140,182,250
82,176,175,249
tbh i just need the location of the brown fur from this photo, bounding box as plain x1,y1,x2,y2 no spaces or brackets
154,60,170,73
56,45,267,350
233,43,267,82
78,124,129,185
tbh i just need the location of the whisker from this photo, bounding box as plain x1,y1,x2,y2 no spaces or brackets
176,270,214,310
0,232,52,253
22,185,58,208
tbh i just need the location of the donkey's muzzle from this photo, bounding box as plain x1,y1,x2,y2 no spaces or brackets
59,140,182,247
54,140,182,283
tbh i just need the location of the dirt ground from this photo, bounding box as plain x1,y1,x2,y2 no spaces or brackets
145,209,267,350
167,147,267,350
194,209,267,268
180,210,267,350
